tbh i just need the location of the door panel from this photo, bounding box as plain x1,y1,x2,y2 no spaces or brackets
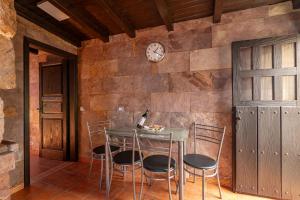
282,107,300,200
39,62,67,160
236,106,258,194
258,107,281,198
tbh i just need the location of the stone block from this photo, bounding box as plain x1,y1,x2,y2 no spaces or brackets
134,74,169,93
190,46,231,71
103,40,134,59
0,152,15,174
107,111,134,128
118,56,151,76
170,112,194,129
221,5,268,24
156,51,190,74
102,76,134,94
151,93,190,113
167,28,212,52
118,93,151,112
190,90,232,113
0,36,16,89
268,1,293,17
90,94,121,111
0,0,17,38
144,112,171,128
89,59,118,79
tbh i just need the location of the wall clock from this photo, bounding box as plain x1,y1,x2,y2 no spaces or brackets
146,42,165,62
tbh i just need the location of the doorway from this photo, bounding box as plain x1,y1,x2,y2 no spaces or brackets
24,37,78,186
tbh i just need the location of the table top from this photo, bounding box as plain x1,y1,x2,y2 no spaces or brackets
106,127,189,142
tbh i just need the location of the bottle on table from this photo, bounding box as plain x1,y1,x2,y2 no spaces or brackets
137,109,149,129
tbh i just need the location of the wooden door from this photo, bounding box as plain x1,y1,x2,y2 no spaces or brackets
235,106,258,194
282,107,300,200
39,62,67,160
258,107,281,198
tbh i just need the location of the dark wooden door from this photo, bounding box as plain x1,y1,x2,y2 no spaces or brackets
39,62,67,160
235,106,258,194
258,107,281,198
281,107,300,200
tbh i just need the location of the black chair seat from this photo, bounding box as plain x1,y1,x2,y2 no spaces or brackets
184,154,216,170
143,155,176,173
93,145,120,155
113,150,141,165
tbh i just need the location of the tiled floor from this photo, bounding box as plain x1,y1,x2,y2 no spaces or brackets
13,162,272,200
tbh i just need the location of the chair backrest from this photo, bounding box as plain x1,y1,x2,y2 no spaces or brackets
87,120,111,150
135,132,174,170
193,123,226,164
104,128,137,161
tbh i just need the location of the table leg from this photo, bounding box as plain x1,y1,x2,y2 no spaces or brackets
183,140,187,185
105,142,110,199
178,141,184,200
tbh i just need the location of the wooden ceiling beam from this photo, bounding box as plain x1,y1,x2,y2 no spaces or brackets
95,0,135,38
213,0,223,23
154,0,174,31
292,0,300,9
15,2,82,47
48,0,109,42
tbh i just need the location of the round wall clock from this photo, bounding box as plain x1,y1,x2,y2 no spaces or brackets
146,42,165,62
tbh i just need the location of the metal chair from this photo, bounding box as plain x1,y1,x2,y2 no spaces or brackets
184,123,226,200
87,120,120,190
136,132,178,200
105,129,142,200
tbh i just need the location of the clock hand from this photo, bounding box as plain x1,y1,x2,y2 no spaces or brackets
155,51,163,56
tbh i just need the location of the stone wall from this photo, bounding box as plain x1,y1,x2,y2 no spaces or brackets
78,1,300,187
0,15,77,188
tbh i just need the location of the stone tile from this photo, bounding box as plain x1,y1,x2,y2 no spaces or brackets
220,5,268,24
169,69,231,92
151,93,190,113
90,94,121,111
107,111,134,128
170,112,194,129
102,40,134,59
145,112,171,128
0,152,15,173
167,28,212,52
134,74,169,93
88,59,118,79
190,46,231,71
213,11,300,47
88,78,103,95
118,93,151,112
156,51,190,74
268,1,293,17
190,90,232,113
118,56,151,76
102,76,134,94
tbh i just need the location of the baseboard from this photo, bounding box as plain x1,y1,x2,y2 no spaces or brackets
10,183,24,194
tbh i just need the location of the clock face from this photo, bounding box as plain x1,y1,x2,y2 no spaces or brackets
146,42,165,62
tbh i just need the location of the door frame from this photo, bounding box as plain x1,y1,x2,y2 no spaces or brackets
23,37,78,186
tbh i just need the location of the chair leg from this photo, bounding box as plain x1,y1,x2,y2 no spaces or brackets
132,165,136,200
168,173,173,200
139,167,144,200
89,156,94,177
99,156,104,190
202,170,206,200
216,171,222,199
109,163,114,193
